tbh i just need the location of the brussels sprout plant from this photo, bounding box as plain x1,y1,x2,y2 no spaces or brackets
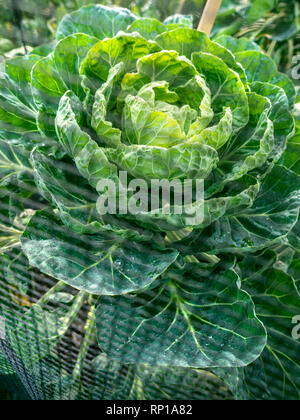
0,4,299,400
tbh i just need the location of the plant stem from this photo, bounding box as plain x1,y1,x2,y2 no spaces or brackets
267,39,277,57
36,280,66,306
70,295,96,399
199,253,220,264
57,290,88,337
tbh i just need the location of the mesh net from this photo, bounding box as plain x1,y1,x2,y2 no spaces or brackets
0,0,299,402
0,256,233,400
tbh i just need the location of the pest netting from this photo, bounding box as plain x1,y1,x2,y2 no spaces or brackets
0,0,233,400
0,0,299,402
0,247,233,400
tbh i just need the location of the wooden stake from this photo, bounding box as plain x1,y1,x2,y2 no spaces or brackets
197,0,223,36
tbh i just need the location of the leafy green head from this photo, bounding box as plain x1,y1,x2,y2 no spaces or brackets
0,3,299,380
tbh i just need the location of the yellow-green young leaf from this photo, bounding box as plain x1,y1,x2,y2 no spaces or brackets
188,107,232,150
80,33,159,92
105,142,219,182
127,18,167,40
155,28,247,84
192,52,249,131
123,94,185,148
55,91,118,189
137,51,197,89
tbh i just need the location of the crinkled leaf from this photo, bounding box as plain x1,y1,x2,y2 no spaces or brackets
31,148,153,241
206,92,274,197
155,28,247,84
235,51,296,108
137,50,196,89
55,91,118,189
192,52,249,131
80,33,159,93
32,33,98,128
250,81,294,161
105,142,218,181
188,165,300,254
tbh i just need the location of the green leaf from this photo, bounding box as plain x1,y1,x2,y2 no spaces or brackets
192,52,249,131
32,33,98,128
105,142,218,181
236,251,300,400
163,14,193,28
1,249,33,297
0,139,33,187
280,120,300,174
136,365,233,400
175,75,214,131
287,219,300,253
214,35,262,54
235,51,296,108
21,210,178,296
188,165,300,254
188,107,233,150
127,18,167,40
55,91,118,189
137,50,197,89
56,4,137,40
250,82,294,161
91,89,121,148
0,55,39,135
95,262,266,368
155,28,247,84
31,148,153,241
80,33,159,94
246,0,278,24
206,92,274,197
